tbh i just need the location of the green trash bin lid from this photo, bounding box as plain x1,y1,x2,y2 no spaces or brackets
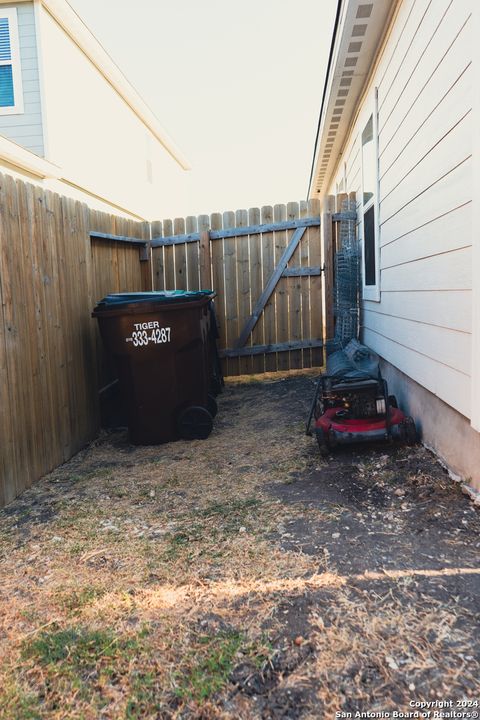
95,290,214,308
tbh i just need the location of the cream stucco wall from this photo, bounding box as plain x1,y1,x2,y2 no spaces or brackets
38,4,188,219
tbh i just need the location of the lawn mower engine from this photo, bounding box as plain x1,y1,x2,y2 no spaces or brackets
306,340,416,455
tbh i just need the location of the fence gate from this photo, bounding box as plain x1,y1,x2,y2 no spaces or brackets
151,200,325,375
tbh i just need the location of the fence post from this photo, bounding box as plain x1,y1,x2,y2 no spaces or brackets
199,230,212,289
322,195,336,347
140,220,153,291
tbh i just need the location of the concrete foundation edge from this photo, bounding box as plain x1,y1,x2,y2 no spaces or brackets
379,358,480,495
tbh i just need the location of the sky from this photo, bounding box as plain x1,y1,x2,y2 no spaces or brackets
68,0,337,218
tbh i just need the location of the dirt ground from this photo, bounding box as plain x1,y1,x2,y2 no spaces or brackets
1,373,480,719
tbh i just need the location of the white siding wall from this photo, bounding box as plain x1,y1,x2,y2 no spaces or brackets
329,0,472,419
39,7,186,219
0,2,43,156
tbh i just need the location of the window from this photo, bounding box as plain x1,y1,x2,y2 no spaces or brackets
360,90,380,301
0,8,23,115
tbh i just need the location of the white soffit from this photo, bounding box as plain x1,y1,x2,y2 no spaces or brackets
312,0,395,196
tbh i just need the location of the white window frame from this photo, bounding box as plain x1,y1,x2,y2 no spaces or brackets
360,88,380,302
0,7,24,116
472,2,480,431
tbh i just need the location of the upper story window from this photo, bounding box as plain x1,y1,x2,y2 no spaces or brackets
0,8,24,115
361,89,380,301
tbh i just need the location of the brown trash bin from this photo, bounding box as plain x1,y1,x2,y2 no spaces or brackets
92,291,218,445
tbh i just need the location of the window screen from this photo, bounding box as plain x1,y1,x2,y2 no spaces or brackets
363,205,376,286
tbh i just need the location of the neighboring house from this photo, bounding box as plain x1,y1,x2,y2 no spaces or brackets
309,0,480,489
0,0,189,219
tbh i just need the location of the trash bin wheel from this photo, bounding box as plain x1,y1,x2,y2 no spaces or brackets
177,405,213,440
207,393,218,418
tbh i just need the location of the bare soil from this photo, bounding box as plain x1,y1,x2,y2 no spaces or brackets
1,373,479,719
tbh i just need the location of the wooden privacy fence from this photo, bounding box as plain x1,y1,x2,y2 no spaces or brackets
151,200,325,375
0,172,150,507
0,171,357,508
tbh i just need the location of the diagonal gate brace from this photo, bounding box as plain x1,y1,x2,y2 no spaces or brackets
235,225,308,348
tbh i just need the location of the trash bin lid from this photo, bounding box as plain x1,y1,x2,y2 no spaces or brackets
95,290,214,308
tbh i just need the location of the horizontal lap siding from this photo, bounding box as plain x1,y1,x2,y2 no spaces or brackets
363,327,471,418
380,112,471,222
364,290,472,334
330,0,472,419
380,157,471,243
379,43,471,188
380,246,471,292
381,201,471,267
363,310,471,377
0,3,44,156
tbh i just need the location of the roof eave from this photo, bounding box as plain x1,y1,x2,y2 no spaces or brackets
309,0,399,200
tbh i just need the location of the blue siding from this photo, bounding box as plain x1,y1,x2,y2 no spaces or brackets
0,3,44,157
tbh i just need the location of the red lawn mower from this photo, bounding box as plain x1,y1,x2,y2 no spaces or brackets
306,340,416,456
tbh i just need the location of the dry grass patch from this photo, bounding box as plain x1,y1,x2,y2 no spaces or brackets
1,374,479,718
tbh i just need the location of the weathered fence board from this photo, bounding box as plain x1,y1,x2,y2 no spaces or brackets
174,217,187,291
163,218,175,291
286,202,302,370
236,209,250,375
308,198,323,367
322,195,336,345
220,339,324,358
249,206,263,374
235,225,307,349
263,204,277,372
300,200,312,368
271,204,288,372
0,172,150,506
151,220,164,290
1,178,350,508
150,216,321,246
151,200,324,376
186,215,199,290
223,210,239,376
